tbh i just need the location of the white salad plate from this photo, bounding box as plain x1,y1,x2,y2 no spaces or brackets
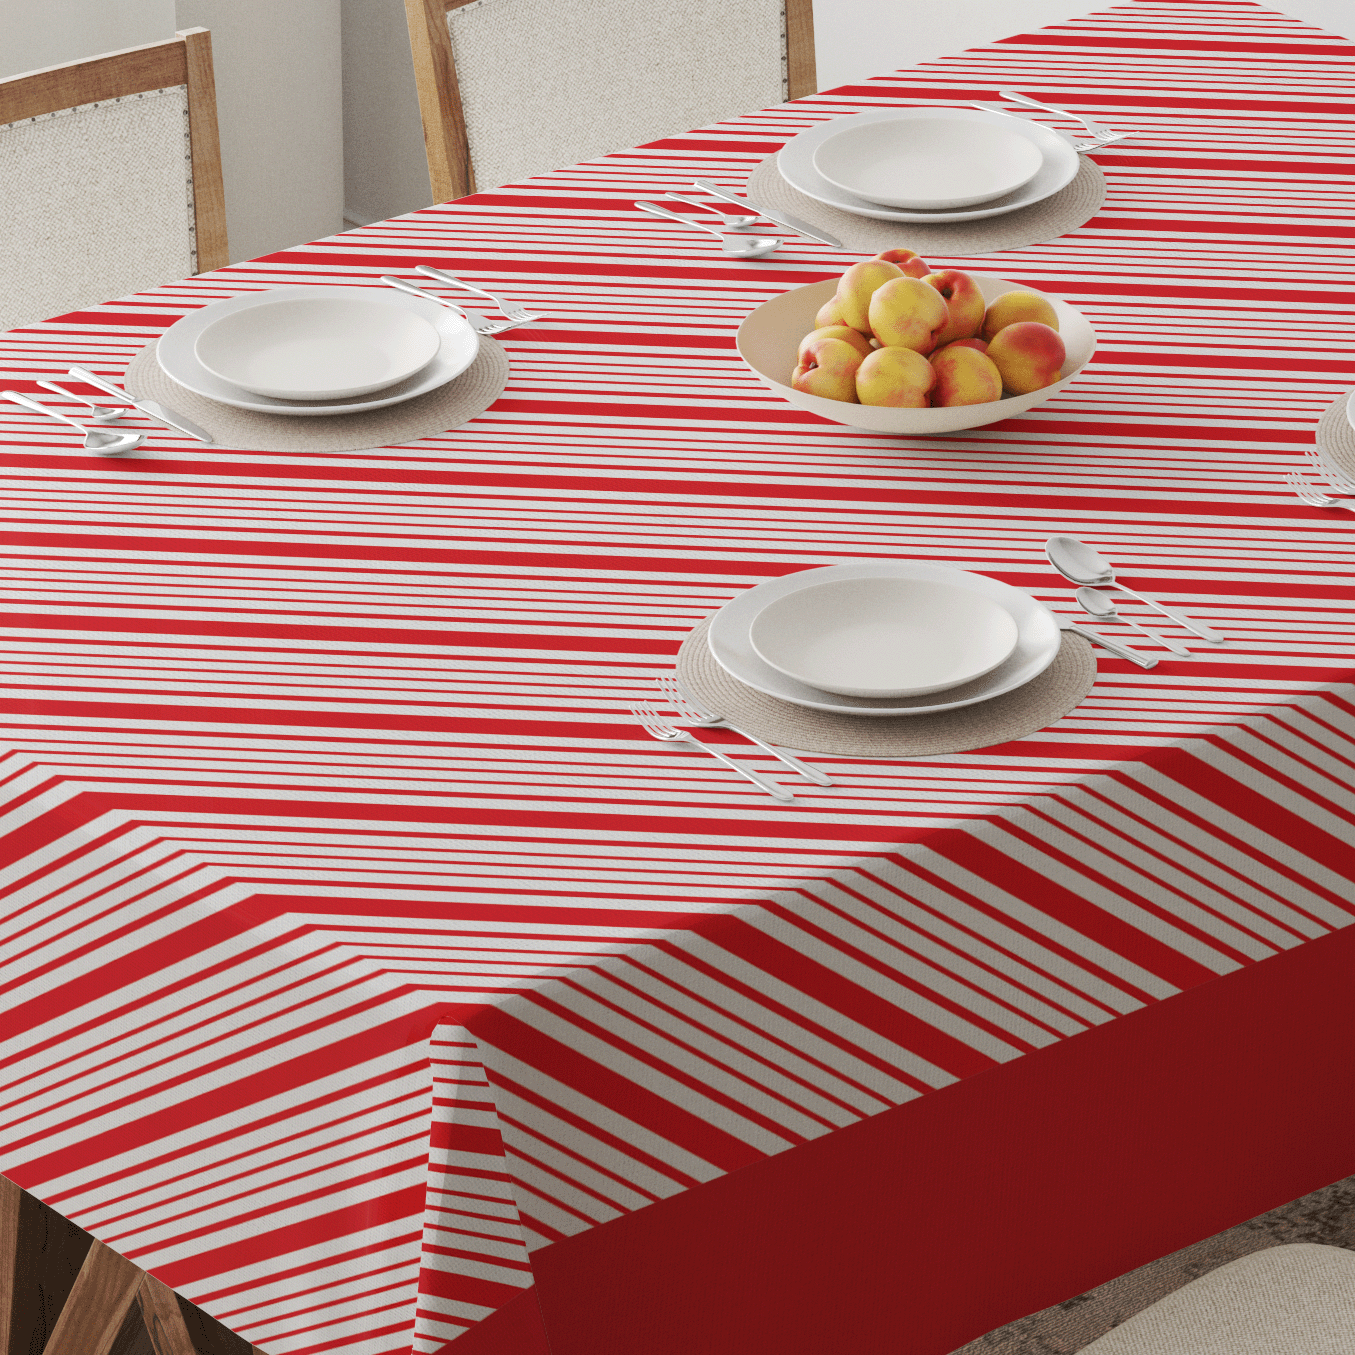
749,576,1020,698
709,562,1061,717
811,117,1044,210
194,296,442,400
778,107,1079,224
158,286,479,416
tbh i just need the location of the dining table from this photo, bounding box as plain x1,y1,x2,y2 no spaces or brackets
4,2,1355,1354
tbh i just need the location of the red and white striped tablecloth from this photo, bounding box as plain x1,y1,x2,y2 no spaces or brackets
5,3,1355,1353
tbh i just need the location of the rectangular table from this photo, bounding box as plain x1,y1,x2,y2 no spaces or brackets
4,3,1355,1353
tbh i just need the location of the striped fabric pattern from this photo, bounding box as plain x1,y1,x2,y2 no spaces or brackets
3,2,1355,1352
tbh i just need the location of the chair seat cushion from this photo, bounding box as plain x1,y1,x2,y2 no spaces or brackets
1080,1243,1355,1353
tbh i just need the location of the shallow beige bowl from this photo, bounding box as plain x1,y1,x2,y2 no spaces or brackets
737,274,1096,435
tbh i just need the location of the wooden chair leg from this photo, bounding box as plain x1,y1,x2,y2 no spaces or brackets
0,1176,19,1355
42,1239,144,1355
138,1272,199,1355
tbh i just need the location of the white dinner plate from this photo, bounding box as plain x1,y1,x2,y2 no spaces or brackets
778,107,1079,224
749,576,1020,697
708,562,1061,717
812,117,1044,210
158,286,479,416
194,296,443,400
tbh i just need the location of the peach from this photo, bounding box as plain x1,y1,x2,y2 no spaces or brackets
815,295,847,328
872,248,930,279
924,269,985,347
930,345,1003,406
986,321,1065,394
867,276,949,354
798,325,873,364
981,290,1059,342
941,337,989,354
833,259,904,332
793,335,865,402
856,346,935,407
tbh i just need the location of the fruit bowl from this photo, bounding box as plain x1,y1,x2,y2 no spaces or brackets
736,274,1096,435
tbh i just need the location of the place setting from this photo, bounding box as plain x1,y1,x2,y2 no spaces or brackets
6,266,536,455
635,536,1223,800
716,89,1130,257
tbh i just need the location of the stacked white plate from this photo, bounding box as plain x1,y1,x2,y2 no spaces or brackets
156,286,479,417
777,107,1080,224
708,563,1061,717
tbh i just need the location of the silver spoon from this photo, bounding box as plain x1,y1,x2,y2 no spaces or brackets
3,390,144,455
36,380,127,424
663,193,760,230
1076,587,1192,656
1045,535,1225,644
634,200,782,258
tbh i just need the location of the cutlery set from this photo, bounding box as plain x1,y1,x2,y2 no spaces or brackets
4,268,548,454
637,538,1226,799
3,368,210,455
642,92,1133,259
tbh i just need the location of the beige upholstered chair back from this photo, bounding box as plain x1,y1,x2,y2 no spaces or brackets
405,0,815,201
0,29,228,334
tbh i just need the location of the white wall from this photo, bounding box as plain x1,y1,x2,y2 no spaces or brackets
0,0,175,77
341,0,435,228
174,0,345,262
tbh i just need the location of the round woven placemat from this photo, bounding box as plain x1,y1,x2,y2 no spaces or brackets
746,154,1106,257
1314,391,1355,483
676,618,1095,758
122,338,510,451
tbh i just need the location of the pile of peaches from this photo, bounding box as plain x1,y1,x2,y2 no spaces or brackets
793,248,1066,408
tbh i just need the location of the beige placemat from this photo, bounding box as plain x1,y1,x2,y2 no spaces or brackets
122,338,510,451
676,618,1095,758
747,154,1106,257
1314,391,1355,484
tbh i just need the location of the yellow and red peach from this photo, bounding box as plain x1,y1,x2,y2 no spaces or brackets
867,276,949,354
930,345,1003,406
941,336,989,354
986,321,1065,394
792,335,866,402
856,346,935,407
872,248,930,279
981,291,1059,342
923,269,986,347
833,260,905,332
798,325,873,364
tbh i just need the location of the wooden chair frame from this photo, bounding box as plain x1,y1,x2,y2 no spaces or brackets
1,1175,266,1355
404,0,816,203
0,28,229,273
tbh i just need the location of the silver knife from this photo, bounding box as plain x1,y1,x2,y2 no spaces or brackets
68,365,214,444
1045,606,1157,669
692,179,844,249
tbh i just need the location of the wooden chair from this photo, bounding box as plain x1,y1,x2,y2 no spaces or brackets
0,1175,262,1355
404,0,815,202
0,29,229,333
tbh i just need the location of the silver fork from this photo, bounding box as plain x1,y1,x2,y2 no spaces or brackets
378,275,518,335
1287,471,1355,512
972,102,1126,153
631,703,793,801
997,89,1131,147
415,265,548,325
656,675,832,786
